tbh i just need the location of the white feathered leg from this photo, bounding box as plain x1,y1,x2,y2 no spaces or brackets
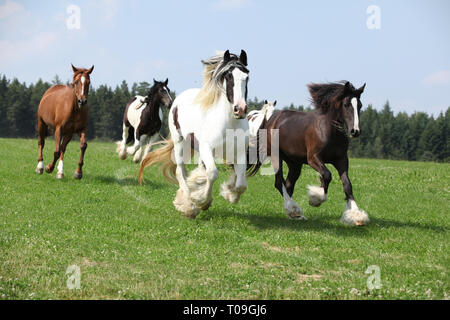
307,185,327,207
172,138,201,218
340,200,369,226
282,185,306,220
117,124,129,160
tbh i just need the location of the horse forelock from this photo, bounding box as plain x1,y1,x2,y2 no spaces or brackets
307,81,355,113
195,53,249,109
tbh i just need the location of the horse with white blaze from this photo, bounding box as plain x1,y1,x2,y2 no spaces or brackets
116,79,172,163
139,50,250,218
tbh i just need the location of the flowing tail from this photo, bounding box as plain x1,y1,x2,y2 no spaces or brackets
138,138,177,185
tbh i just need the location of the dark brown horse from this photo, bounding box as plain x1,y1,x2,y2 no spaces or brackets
248,81,369,225
35,64,94,179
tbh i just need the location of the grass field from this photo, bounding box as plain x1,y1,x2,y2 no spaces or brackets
0,138,448,299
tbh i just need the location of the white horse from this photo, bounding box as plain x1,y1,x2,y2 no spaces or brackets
139,50,250,218
247,100,276,138
116,79,172,163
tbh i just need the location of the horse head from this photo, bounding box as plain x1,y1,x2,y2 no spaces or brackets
336,82,366,138
71,64,94,108
143,78,172,108
222,50,249,119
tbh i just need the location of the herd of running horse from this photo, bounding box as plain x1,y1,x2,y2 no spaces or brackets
34,50,369,226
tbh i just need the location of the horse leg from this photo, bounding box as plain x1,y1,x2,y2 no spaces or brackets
133,134,149,163
118,124,129,160
56,134,72,179
36,118,46,174
306,153,331,207
74,131,87,179
126,131,140,156
173,138,200,218
333,156,369,226
285,161,302,197
273,154,305,220
220,152,248,204
45,126,61,174
188,143,217,210
143,133,159,160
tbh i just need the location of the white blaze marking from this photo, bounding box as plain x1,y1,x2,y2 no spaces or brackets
165,87,172,102
351,97,359,131
80,76,85,96
159,108,163,121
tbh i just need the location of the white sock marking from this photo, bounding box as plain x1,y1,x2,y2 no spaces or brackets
37,161,44,169
57,160,64,174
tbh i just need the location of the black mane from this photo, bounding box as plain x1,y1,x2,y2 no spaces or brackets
307,81,355,113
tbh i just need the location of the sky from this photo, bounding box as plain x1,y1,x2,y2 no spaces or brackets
0,0,449,116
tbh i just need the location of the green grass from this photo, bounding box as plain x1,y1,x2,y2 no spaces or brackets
0,138,448,300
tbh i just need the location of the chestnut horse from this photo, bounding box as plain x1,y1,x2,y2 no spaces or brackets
35,64,94,179
248,81,370,226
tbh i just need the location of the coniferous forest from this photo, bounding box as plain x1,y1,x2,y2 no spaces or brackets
0,74,448,162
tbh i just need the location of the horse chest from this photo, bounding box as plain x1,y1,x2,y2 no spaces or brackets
137,108,162,136
62,109,87,133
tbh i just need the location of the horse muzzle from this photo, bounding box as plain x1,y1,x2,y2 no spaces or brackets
233,104,248,119
350,128,361,138
77,99,87,108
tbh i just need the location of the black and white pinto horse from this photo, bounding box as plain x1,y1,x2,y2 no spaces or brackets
116,79,172,163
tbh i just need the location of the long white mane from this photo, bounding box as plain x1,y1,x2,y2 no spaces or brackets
195,51,247,109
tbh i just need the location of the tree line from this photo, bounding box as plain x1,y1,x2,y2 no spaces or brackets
0,75,448,162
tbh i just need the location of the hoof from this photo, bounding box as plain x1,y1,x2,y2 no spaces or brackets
307,185,326,207
220,182,245,204
174,189,200,219
36,167,43,175
340,209,370,226
45,165,54,173
56,172,64,179
285,201,307,220
74,171,82,179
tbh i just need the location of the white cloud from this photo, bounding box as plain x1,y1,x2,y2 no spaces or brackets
422,70,450,86
0,0,23,19
0,32,57,65
211,0,251,11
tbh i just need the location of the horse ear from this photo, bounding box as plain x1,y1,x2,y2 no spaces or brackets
273,100,277,106
264,99,268,104
71,64,79,73
164,78,168,86
239,50,248,66
87,65,94,74
153,78,157,84
340,81,351,98
357,83,366,95
223,50,231,63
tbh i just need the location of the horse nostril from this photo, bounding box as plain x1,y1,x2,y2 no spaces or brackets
234,106,239,112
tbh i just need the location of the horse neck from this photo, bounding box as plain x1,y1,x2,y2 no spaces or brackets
147,94,161,114
213,92,233,120
323,107,346,135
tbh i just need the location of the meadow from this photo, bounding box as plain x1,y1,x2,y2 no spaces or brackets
0,138,448,299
